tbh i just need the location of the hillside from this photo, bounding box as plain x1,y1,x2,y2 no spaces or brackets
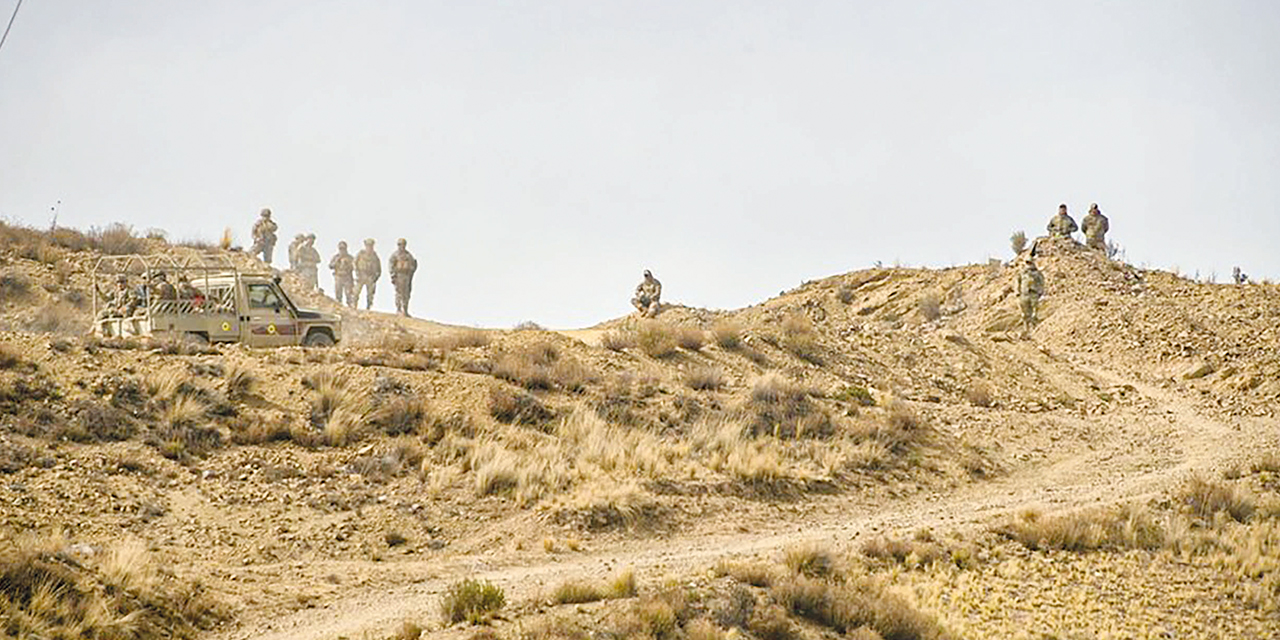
1,222,1278,640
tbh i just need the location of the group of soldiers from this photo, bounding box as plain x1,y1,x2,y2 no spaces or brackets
1017,202,1113,335
97,271,204,319
249,209,419,316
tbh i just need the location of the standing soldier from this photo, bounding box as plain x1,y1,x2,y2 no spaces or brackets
250,208,278,264
355,239,381,310
1046,204,1078,240
330,241,357,307
388,238,419,317
1081,203,1110,252
296,234,322,291
1017,254,1045,337
631,269,663,318
287,233,306,271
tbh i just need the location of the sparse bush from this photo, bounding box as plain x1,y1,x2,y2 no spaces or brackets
744,374,832,439
917,292,942,322
90,223,148,255
1010,230,1027,255
771,574,950,640
996,504,1166,552
0,344,24,370
1178,475,1256,523
223,364,258,400
304,370,372,446
780,314,822,364
715,560,778,587
712,320,744,349
26,302,83,334
491,343,594,392
601,329,636,352
440,578,505,624
860,535,948,568
371,394,432,436
686,366,726,391
834,385,876,407
965,381,994,407
551,569,637,604
431,329,491,351
871,401,932,453
750,604,801,640
784,545,838,579
488,385,554,426
0,271,32,302
637,321,678,358
676,326,707,351
837,286,856,305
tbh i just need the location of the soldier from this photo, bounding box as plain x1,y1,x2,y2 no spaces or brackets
354,238,381,310
1046,204,1078,240
631,269,662,318
296,234,322,291
287,233,306,271
151,272,177,301
176,274,205,307
388,238,419,317
329,241,356,307
1017,254,1045,336
250,208,279,264
1232,267,1249,285
98,275,132,318
1081,203,1110,251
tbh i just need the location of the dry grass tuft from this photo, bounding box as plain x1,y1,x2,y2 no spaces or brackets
685,366,726,391
491,343,594,392
744,374,832,439
431,328,491,352
0,344,24,370
996,504,1166,552
780,314,823,364
551,569,638,604
675,326,707,351
715,560,779,587
1178,474,1256,523
600,329,637,352
489,385,555,426
440,578,505,624
784,544,839,579
917,292,942,321
964,381,994,407
304,370,372,446
223,364,259,400
712,320,744,349
771,574,951,640
637,321,679,358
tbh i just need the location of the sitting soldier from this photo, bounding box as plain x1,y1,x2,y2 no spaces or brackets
631,269,662,318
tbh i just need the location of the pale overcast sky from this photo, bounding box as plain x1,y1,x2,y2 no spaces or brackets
1,1,1277,327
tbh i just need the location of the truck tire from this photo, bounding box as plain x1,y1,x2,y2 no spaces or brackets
303,330,335,348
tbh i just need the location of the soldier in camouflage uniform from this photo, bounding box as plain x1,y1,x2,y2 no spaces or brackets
631,269,662,318
329,241,356,307
296,234,322,291
249,208,278,264
1081,203,1110,251
354,238,381,310
388,238,418,317
1046,204,1078,239
1017,254,1045,336
287,233,306,271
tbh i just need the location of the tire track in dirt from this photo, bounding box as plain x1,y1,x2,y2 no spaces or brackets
214,351,1263,640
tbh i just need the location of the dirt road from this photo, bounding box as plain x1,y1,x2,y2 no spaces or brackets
214,351,1263,640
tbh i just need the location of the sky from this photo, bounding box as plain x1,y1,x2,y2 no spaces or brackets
1,1,1278,328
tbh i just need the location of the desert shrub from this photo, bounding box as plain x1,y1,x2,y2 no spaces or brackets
917,292,942,322
1178,475,1256,523
860,533,949,568
440,579,505,624
551,569,637,604
712,320,744,349
304,370,372,446
715,560,779,588
370,394,432,436
637,321,678,358
69,399,139,442
0,537,226,639
432,328,491,351
1252,453,1280,474
0,271,32,302
675,326,707,351
223,364,258,400
686,366,726,391
600,329,636,352
834,385,876,407
744,374,832,439
837,286,857,305
771,575,950,640
995,504,1165,552
1010,231,1028,255
229,412,295,445
491,343,594,392
780,314,822,364
964,381,994,407
89,223,148,255
488,386,554,426
613,590,689,640
26,302,84,334
870,402,932,453
784,545,839,579
750,604,801,640
513,321,545,331
0,344,24,370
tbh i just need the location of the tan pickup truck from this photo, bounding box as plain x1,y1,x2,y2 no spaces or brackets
92,255,341,347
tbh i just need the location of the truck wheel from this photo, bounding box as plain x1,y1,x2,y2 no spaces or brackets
304,331,335,348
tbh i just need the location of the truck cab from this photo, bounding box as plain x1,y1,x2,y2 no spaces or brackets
92,255,341,347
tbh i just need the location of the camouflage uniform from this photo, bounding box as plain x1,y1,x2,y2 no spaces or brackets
1081,204,1110,251
354,239,381,310
296,234,321,291
1046,205,1078,239
151,273,177,301
388,238,418,317
1017,258,1045,335
631,270,662,318
1233,267,1249,285
329,242,357,307
250,209,278,264
287,234,306,271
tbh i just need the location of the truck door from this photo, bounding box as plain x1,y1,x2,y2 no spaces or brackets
243,282,299,347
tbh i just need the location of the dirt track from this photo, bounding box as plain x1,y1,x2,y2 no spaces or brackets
215,341,1265,640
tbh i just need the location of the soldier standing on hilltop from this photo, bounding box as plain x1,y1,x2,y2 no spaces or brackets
1017,254,1045,337
1046,204,1078,240
388,238,418,317
296,234,322,292
249,209,278,264
1081,203,1110,252
355,239,381,310
631,269,663,318
1233,267,1250,285
287,233,306,271
330,241,356,307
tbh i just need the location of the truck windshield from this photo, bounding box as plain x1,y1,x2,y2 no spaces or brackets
247,283,285,309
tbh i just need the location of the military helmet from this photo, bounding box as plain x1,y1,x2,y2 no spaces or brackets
260,208,272,217
364,238,375,246
338,241,348,250
643,269,652,278
397,238,407,247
